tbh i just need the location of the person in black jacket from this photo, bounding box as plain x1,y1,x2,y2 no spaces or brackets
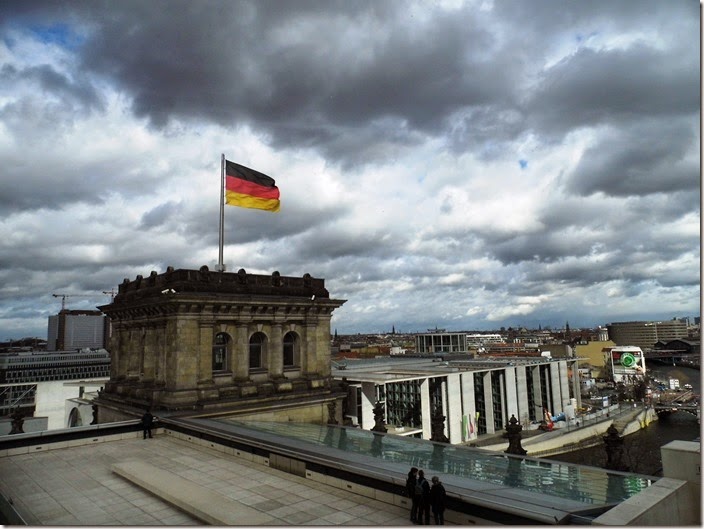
406,467,419,523
141,409,155,439
417,469,431,524
430,476,446,525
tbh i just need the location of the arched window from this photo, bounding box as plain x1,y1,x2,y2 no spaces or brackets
249,332,267,370
68,407,82,428
283,332,299,367
212,332,230,372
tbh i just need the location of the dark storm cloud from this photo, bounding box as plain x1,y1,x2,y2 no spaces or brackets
567,119,698,197
3,0,513,167
0,0,698,338
1,64,103,112
0,155,161,214
526,45,698,139
3,0,698,169
139,201,184,230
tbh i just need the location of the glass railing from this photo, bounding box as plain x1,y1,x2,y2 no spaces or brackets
220,419,654,507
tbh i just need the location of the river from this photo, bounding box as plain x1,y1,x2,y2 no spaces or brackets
547,365,700,476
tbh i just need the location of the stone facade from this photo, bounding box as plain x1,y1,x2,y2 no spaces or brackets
95,266,346,420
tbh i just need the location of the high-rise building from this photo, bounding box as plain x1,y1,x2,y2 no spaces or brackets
47,310,107,351
606,320,688,349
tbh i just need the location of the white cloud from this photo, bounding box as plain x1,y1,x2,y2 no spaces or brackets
0,1,698,340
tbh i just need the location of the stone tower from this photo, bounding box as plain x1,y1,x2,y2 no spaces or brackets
95,266,346,423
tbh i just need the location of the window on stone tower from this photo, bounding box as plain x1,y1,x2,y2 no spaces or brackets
212,332,230,372
249,332,267,370
283,332,299,367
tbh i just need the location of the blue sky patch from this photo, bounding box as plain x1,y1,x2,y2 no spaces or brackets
28,23,83,49
519,159,528,169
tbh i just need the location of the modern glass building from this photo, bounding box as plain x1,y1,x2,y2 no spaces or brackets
334,355,580,443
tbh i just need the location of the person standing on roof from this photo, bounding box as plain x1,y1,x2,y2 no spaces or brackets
141,409,155,439
430,476,446,525
417,469,431,524
406,467,419,523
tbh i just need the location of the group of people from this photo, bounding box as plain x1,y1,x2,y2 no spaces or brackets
405,467,446,525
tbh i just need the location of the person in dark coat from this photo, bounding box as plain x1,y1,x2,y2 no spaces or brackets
417,469,431,524
406,467,419,523
430,476,447,525
141,409,155,439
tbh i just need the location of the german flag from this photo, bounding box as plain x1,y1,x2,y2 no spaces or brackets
225,160,280,212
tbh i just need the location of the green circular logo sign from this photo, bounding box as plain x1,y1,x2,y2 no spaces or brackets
621,353,636,367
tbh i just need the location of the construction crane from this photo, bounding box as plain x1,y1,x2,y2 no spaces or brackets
52,292,112,311
52,293,80,311
102,289,117,301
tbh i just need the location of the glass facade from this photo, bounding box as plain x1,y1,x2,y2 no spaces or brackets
415,333,467,354
540,365,550,414
473,372,487,434
525,367,537,421
490,371,504,430
385,380,422,429
0,351,110,384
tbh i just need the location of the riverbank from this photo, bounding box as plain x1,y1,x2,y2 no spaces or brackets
472,405,658,457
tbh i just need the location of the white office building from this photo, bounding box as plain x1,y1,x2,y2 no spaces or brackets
47,310,107,351
334,355,580,444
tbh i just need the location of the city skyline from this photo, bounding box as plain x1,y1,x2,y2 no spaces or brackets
0,1,699,341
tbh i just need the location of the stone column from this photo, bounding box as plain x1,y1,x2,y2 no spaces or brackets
483,371,495,434
234,323,249,381
172,317,199,389
269,323,283,378
110,323,124,380
304,323,318,376
420,378,432,439
531,365,543,419
154,323,166,385
296,324,307,374
460,371,476,442
126,327,141,378
570,359,582,409
505,367,519,422
549,361,563,415
142,324,156,382
559,360,571,412
198,321,214,384
515,366,530,426
317,314,332,375
446,373,462,444
360,382,376,430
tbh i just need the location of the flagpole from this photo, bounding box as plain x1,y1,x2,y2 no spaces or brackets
218,153,225,271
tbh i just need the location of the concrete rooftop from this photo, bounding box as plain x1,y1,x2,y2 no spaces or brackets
0,432,420,526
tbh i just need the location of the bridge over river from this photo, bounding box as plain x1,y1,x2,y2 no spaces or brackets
645,350,700,369
652,389,700,420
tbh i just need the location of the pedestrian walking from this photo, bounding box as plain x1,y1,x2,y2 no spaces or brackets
141,409,155,439
406,467,419,523
430,476,446,525
417,469,431,524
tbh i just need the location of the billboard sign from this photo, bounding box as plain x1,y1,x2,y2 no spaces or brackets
609,346,646,383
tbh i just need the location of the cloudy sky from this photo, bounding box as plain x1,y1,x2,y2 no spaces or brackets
0,0,700,340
